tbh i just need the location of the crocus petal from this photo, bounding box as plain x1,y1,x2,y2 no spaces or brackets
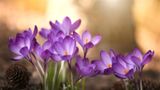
104,68,113,75
82,31,91,44
92,60,106,74
41,50,51,62
91,35,101,45
142,50,154,66
112,63,125,75
131,56,141,68
126,69,134,78
100,50,112,66
73,32,84,47
53,42,65,55
61,17,71,34
84,42,94,49
39,28,51,38
63,36,75,55
70,19,81,32
133,48,143,60
49,21,60,30
20,47,29,57
12,55,24,60
9,38,21,55
51,54,62,62
42,41,52,50
33,25,38,37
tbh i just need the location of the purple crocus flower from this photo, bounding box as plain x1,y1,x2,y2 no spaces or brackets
76,56,97,77
92,50,113,75
9,26,38,60
51,16,81,35
73,30,101,49
52,36,78,61
34,40,52,62
131,48,154,70
112,56,135,79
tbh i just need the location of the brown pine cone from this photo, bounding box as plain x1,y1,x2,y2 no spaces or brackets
5,63,30,89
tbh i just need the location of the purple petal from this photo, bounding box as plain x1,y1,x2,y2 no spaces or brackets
100,50,112,66
131,56,141,68
49,21,60,30
84,42,94,49
63,16,71,26
82,31,91,44
133,48,143,60
51,54,62,62
126,69,134,78
91,35,101,45
142,50,154,66
39,28,51,38
112,63,125,75
42,41,52,50
63,36,75,55
53,42,64,55
41,50,51,61
35,45,43,57
9,38,21,55
12,55,24,60
73,32,84,47
70,19,81,32
20,47,29,57
92,60,106,74
33,25,38,37
24,37,31,49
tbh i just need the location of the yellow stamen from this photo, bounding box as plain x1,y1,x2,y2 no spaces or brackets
107,64,112,68
85,38,89,43
64,50,68,55
123,69,129,74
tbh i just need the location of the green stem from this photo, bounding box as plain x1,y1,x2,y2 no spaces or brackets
44,71,48,90
52,63,58,90
82,79,85,90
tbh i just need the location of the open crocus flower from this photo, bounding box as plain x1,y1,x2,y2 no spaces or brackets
76,56,97,77
112,56,135,79
92,50,113,75
73,30,101,49
9,26,38,61
131,48,154,70
53,36,78,61
51,16,81,35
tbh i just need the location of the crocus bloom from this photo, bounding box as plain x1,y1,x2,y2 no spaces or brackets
9,26,38,60
112,56,135,79
76,56,97,77
131,48,154,70
34,40,52,62
73,30,101,49
92,50,113,74
52,16,81,35
53,36,78,61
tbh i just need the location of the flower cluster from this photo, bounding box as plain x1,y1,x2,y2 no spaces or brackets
8,16,154,90
93,49,154,79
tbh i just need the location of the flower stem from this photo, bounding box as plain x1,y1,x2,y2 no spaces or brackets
122,79,128,90
52,63,58,90
82,79,85,90
44,72,48,90
139,71,143,90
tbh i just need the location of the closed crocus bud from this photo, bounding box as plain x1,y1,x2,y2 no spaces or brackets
5,63,30,89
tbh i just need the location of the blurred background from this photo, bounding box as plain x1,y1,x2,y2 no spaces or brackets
0,0,160,89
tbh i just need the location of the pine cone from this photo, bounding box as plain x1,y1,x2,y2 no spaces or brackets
5,63,30,89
